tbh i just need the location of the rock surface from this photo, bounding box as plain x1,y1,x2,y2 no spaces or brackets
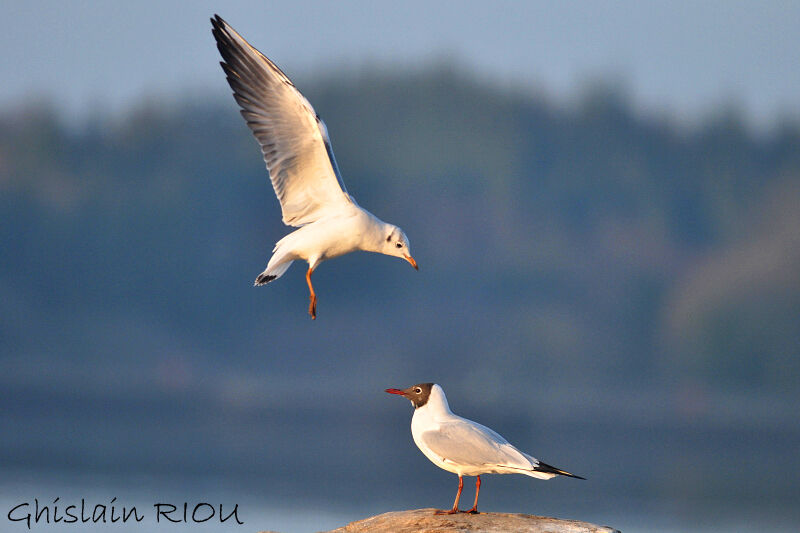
321,508,620,533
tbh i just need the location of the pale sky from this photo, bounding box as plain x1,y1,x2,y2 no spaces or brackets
4,0,800,127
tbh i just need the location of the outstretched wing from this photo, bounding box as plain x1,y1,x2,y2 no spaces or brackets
212,15,352,226
421,420,536,471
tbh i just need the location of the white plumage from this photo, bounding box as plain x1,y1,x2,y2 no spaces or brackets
212,15,417,319
387,383,584,514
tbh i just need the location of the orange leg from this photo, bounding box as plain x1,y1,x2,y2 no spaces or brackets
435,475,463,515
306,267,317,319
465,475,481,514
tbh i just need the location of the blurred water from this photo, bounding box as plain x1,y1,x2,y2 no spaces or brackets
2,460,798,533
0,475,354,533
3,371,799,532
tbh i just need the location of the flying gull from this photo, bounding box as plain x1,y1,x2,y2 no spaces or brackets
211,15,418,319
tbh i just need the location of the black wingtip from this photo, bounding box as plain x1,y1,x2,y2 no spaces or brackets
211,14,227,33
535,461,586,480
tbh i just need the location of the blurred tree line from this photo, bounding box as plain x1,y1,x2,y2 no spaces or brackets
2,66,799,395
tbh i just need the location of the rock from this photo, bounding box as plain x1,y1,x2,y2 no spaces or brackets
323,508,620,533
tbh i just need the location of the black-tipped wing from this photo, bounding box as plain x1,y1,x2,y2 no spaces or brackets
531,460,585,479
211,15,352,227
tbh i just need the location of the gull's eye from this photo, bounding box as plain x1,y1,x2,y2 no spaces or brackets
396,242,403,248
414,387,422,394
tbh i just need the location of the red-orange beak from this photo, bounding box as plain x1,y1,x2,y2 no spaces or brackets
404,255,418,270
385,388,406,396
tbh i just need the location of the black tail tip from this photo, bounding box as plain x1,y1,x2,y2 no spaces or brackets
254,274,276,286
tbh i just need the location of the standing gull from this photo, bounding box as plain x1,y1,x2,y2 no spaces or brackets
211,15,418,319
386,383,584,514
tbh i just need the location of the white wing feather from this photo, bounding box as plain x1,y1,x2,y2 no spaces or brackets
212,16,352,226
421,420,538,471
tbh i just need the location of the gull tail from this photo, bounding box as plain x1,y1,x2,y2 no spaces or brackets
255,260,293,286
533,461,586,480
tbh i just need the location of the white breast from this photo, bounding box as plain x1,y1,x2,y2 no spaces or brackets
410,385,464,474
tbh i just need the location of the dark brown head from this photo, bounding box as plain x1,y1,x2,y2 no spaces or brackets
385,383,434,408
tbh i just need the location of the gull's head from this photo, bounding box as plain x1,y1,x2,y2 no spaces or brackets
385,382,434,409
383,225,418,270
